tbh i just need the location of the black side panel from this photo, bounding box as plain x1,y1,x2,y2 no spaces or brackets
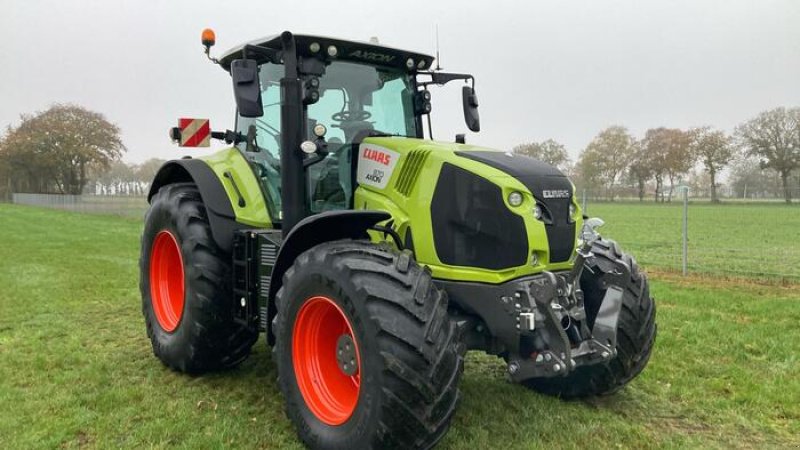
456,151,576,263
431,164,528,270
148,159,244,253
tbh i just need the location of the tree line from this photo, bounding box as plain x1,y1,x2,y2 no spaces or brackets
514,107,800,203
3,104,799,203
0,104,164,199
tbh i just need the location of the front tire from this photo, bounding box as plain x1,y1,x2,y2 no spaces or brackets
273,241,464,449
523,239,657,398
140,182,258,373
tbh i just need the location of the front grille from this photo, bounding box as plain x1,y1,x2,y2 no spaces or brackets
538,196,574,263
430,163,528,270
455,151,576,264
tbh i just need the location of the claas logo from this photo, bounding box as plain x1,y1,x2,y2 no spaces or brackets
362,147,391,165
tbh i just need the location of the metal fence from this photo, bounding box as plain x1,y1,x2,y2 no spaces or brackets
9,191,799,283
576,185,800,204
578,188,800,283
11,193,148,218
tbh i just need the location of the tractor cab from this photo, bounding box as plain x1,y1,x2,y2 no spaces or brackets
214,32,478,231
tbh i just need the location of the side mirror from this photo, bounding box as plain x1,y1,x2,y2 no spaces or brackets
231,59,263,118
462,86,480,132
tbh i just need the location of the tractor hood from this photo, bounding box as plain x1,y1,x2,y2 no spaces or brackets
354,137,580,281
455,150,573,207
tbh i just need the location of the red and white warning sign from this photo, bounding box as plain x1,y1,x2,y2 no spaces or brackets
178,118,211,147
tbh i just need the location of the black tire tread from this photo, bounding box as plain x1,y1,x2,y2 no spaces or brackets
140,182,258,373
523,238,657,398
273,241,464,449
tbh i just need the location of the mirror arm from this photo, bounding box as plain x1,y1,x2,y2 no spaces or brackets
417,71,474,88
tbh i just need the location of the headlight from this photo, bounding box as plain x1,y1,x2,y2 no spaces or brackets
569,203,576,218
533,204,543,220
508,191,523,207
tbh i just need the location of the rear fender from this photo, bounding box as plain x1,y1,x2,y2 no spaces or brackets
148,159,243,253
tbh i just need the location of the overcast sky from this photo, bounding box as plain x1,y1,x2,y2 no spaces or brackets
1,0,798,163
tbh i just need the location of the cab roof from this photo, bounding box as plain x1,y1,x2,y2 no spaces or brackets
219,33,435,73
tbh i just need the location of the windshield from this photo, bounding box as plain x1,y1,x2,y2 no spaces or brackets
310,61,418,142
237,61,418,221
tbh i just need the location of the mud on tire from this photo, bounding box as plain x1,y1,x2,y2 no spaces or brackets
523,238,657,398
140,182,258,373
273,240,465,450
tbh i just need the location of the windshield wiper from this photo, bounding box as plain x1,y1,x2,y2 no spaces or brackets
367,130,414,138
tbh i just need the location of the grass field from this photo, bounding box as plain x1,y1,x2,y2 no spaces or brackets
588,201,800,281
1,204,799,449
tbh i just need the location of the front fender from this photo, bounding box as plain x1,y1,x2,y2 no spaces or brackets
265,210,391,344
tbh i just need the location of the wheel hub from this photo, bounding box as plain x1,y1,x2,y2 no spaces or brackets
336,334,358,376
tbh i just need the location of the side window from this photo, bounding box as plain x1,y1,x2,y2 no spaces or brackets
306,87,352,213
237,64,282,160
236,63,283,222
366,77,415,136
308,89,346,144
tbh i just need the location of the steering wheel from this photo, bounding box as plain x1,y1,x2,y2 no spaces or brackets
332,110,372,122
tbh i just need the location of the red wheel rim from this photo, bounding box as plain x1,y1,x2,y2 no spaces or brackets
292,296,361,426
149,230,185,333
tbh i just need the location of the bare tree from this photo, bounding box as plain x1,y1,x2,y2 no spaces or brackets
690,127,735,203
627,141,652,202
135,158,166,185
735,107,800,203
728,155,784,198
642,128,692,202
580,126,636,201
513,139,571,171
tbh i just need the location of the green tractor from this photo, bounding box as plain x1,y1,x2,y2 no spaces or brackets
141,29,656,449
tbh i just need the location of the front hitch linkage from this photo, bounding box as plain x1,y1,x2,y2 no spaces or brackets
506,219,624,382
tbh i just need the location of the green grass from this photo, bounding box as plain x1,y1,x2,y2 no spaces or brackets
1,204,798,449
586,202,800,281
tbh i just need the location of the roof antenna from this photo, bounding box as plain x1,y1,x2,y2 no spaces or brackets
434,24,443,71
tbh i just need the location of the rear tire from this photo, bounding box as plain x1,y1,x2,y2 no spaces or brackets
140,182,258,373
523,239,657,398
273,241,464,449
